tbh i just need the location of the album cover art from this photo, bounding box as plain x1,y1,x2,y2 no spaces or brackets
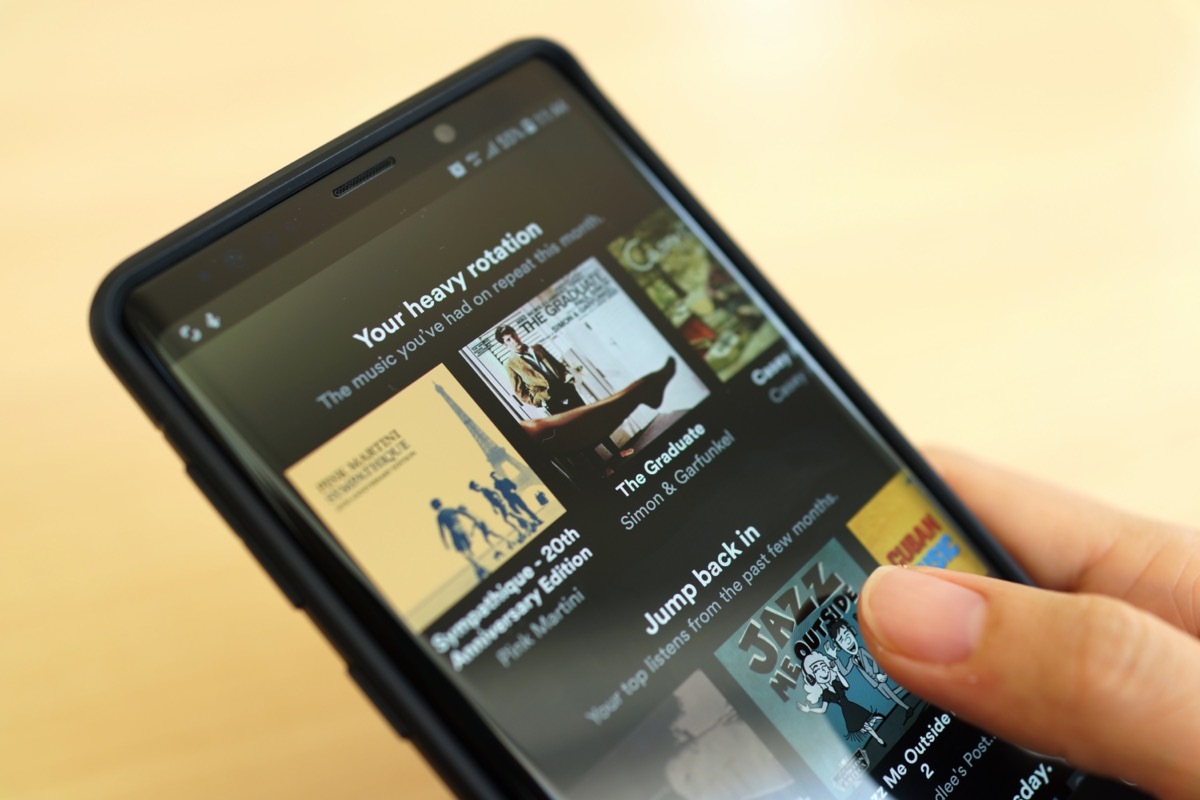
461,257,709,481
715,539,923,798
287,364,566,631
609,207,781,382
571,670,794,800
846,473,989,574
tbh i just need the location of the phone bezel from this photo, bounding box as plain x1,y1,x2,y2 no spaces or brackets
90,38,1029,799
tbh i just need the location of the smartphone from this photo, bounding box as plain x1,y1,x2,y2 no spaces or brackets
91,40,1141,800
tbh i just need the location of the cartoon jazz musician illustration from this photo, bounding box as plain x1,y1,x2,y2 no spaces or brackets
796,651,886,746
826,619,913,718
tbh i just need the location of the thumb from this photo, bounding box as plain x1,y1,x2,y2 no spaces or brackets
858,566,1200,799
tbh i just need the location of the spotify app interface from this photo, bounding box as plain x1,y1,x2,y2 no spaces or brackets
139,60,1129,800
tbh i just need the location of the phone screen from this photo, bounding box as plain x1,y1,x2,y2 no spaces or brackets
124,56,1108,799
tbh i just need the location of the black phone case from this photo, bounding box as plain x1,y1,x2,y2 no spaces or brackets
91,38,1031,799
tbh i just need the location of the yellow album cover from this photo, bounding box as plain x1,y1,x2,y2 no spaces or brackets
846,473,988,575
287,364,566,631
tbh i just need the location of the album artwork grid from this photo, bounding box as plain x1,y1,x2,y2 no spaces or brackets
284,206,1033,798
288,206,776,624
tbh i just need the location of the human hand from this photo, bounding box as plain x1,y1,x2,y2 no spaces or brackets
858,449,1200,799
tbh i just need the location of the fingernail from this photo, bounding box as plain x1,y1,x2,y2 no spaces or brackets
861,567,986,663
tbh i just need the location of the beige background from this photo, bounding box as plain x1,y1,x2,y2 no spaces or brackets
4,2,1199,798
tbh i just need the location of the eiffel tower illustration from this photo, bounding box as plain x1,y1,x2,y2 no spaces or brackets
434,383,538,491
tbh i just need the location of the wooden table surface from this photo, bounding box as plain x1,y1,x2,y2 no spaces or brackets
4,2,1199,797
